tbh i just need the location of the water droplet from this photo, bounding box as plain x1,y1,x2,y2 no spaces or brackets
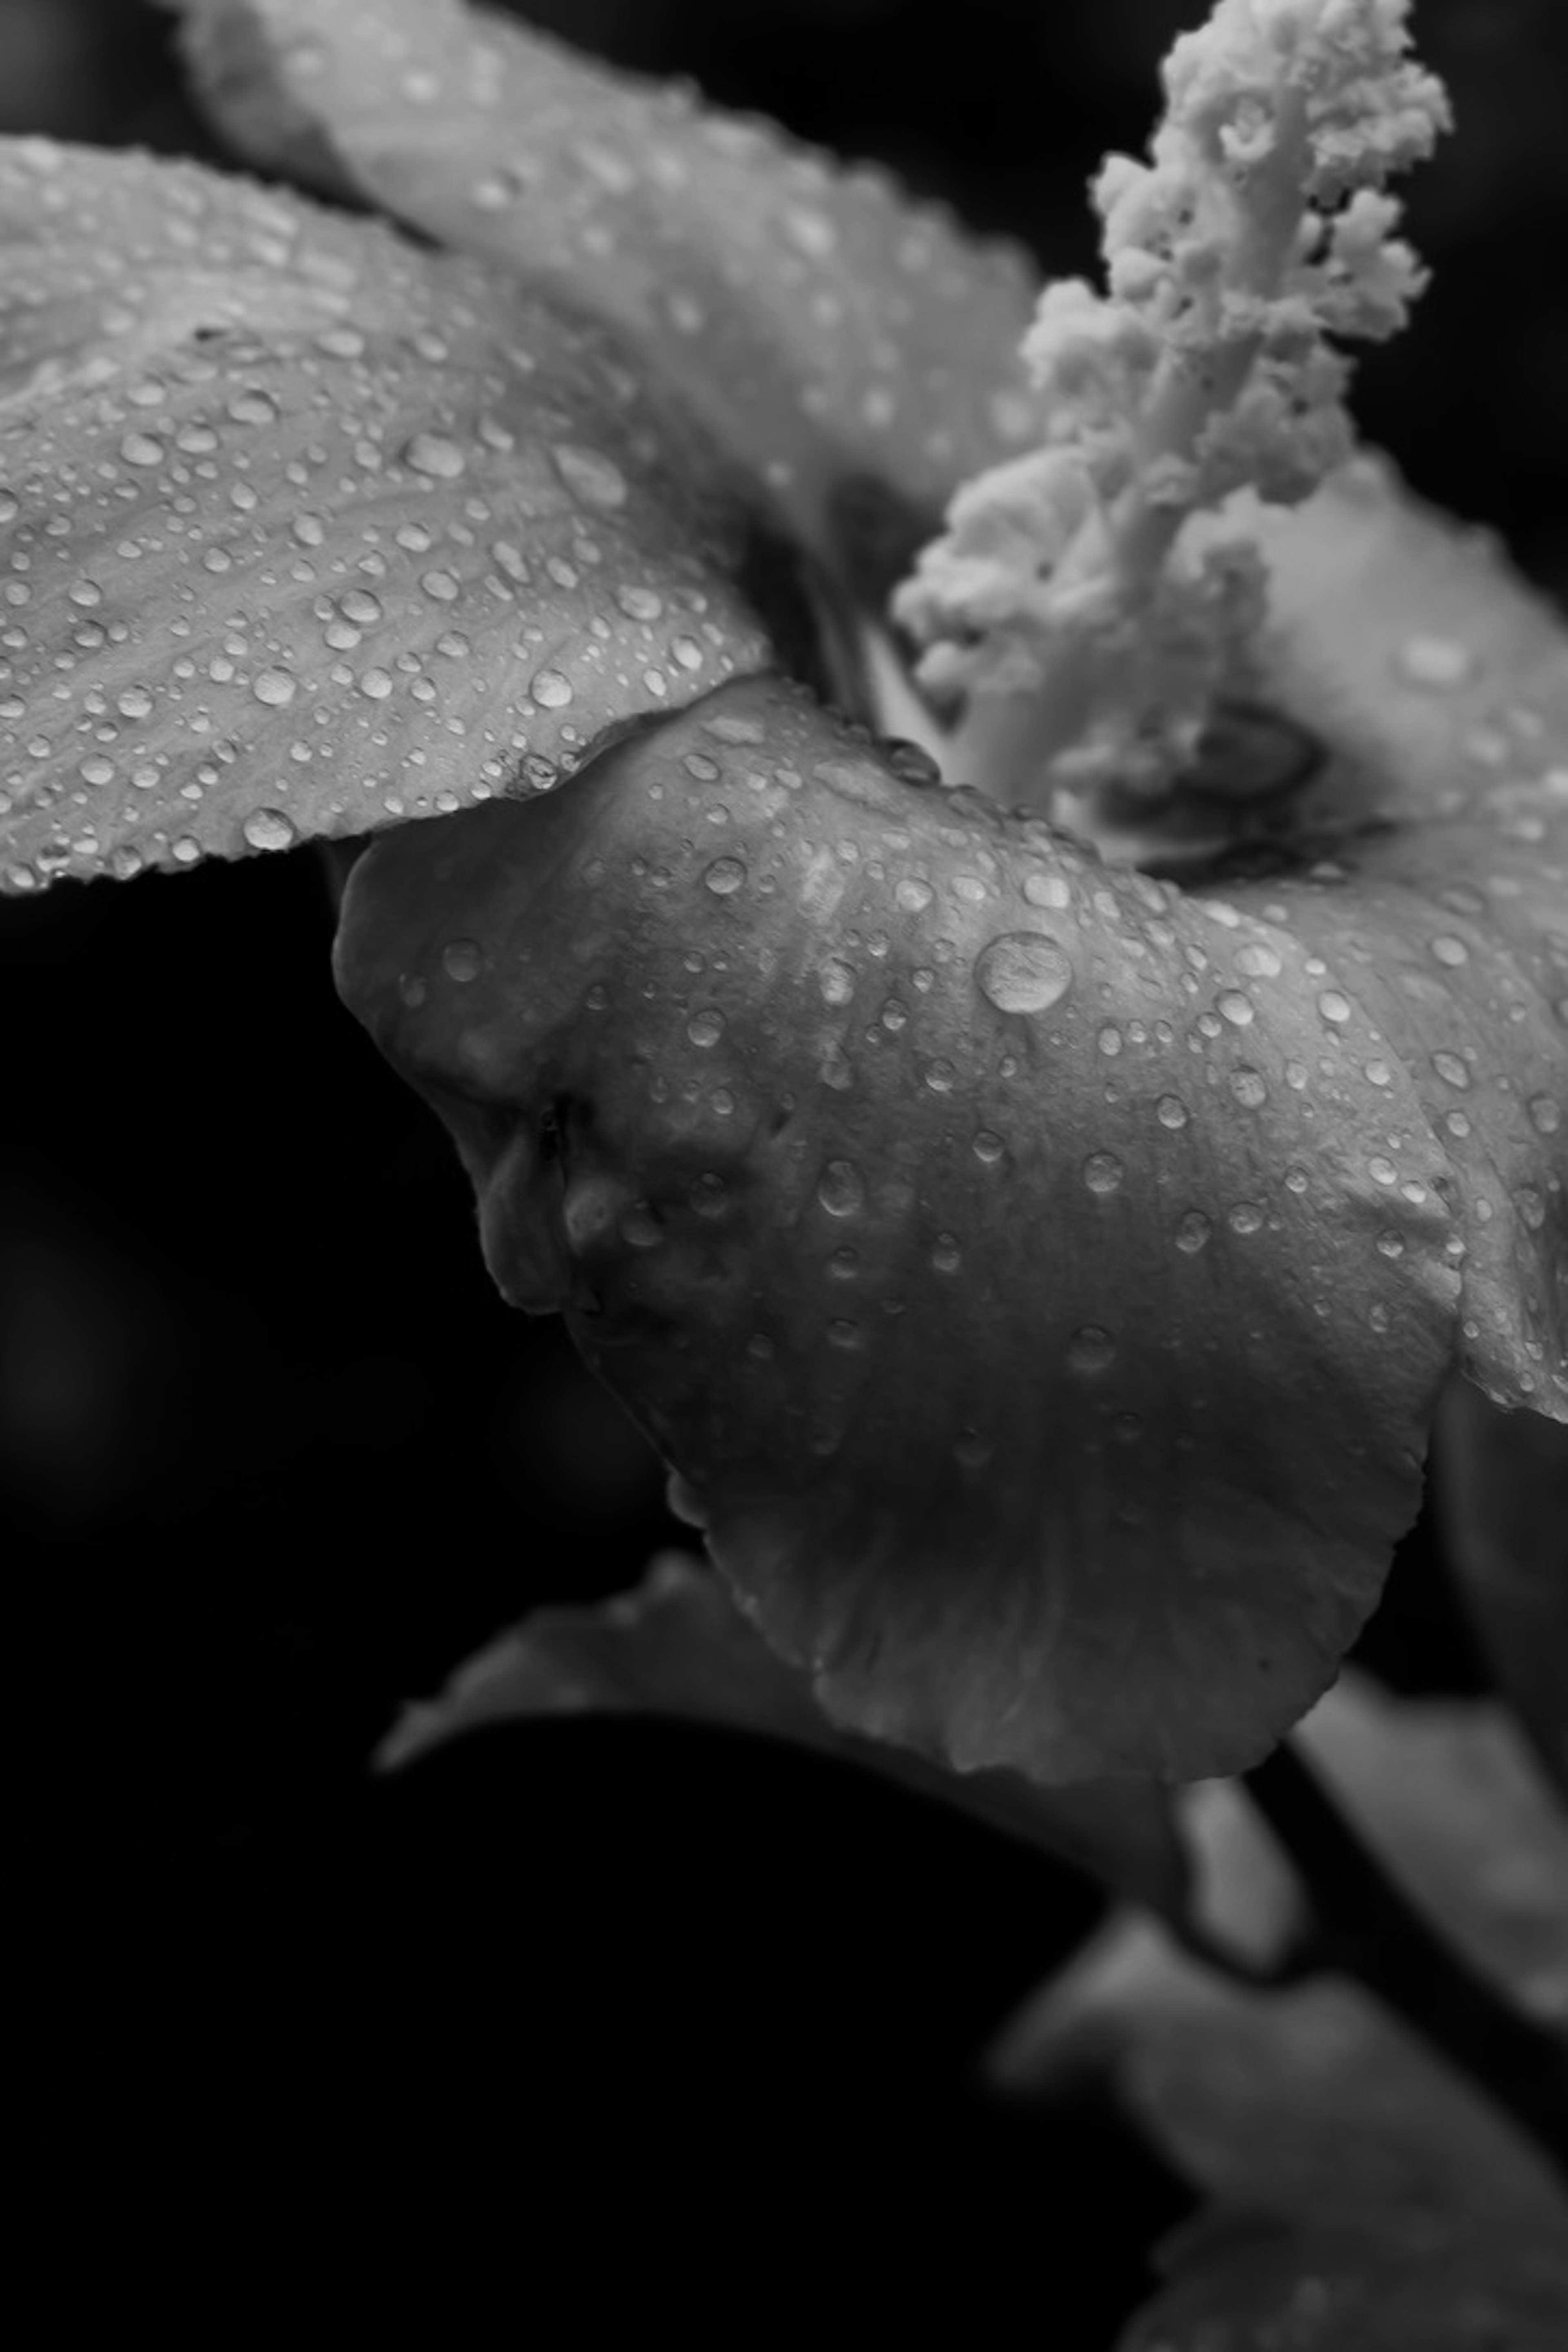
442,938,484,983
1175,1209,1212,1254
1096,1025,1123,1057
1430,934,1470,967
819,958,855,1006
1234,941,1282,979
1528,1094,1562,1136
1229,1068,1267,1108
619,1203,664,1249
895,876,934,913
922,1058,957,1094
1216,989,1254,1027
1229,1201,1265,1234
119,431,165,467
686,1008,725,1048
1368,1156,1399,1187
1317,990,1352,1025
1395,635,1474,687
1022,871,1071,911
339,587,383,627
1432,1051,1470,1089
532,668,573,708
1083,1151,1124,1196
1067,1325,1116,1376
1375,1229,1405,1259
976,931,1073,1015
1156,1095,1189,1130
931,1234,962,1274
703,855,746,896
242,807,296,852
817,1159,866,1217
827,1317,864,1351
553,444,628,509
972,1129,1005,1164
399,974,428,1009
403,432,467,479
252,666,297,707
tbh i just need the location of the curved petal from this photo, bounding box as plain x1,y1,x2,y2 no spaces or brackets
334,673,1463,1785
165,0,1042,570
376,1549,1191,1922
0,139,771,890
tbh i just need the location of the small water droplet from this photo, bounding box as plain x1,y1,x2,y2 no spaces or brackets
895,876,935,913
1430,934,1470,968
553,443,628,509
976,931,1073,1015
531,668,573,708
1096,1025,1123,1057
1229,1067,1267,1108
703,855,746,896
1022,871,1071,912
1083,1151,1124,1196
119,431,165,467
973,1129,1005,1164
931,1233,962,1273
1175,1209,1212,1254
1067,1324,1116,1376
242,807,296,852
1368,1156,1399,1187
1228,1200,1265,1234
252,666,297,707
1395,634,1474,687
443,938,484,983
619,1202,664,1249
1234,941,1283,979
1317,990,1352,1025
1375,1229,1405,1259
923,1058,957,1094
403,431,467,479
1216,989,1254,1027
1156,1094,1189,1130
819,958,855,1006
686,1007,725,1048
1528,1093,1561,1135
817,1159,865,1217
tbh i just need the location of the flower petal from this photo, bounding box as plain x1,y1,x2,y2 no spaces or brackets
165,0,1041,570
0,138,771,889
374,1548,1190,1921
334,675,1463,1785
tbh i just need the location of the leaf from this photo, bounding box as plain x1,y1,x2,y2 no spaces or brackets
164,0,1042,572
1117,2216,1568,2352
1433,1373,1568,1802
0,139,771,889
375,1549,1190,1922
990,1677,1568,2349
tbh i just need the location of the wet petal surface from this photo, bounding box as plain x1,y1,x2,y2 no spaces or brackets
336,674,1465,1784
169,0,1041,570
0,138,771,888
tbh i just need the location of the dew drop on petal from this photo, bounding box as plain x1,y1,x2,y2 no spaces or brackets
1430,934,1470,968
1156,1095,1189,1129
403,431,468,479
1528,1093,1562,1136
895,876,935,913
1229,1201,1265,1234
1230,1068,1267,1108
1022,871,1071,912
1175,1209,1212,1254
817,1159,865,1217
1432,1051,1471,1089
242,806,296,853
252,666,297,708
442,938,484,983
1216,989,1254,1027
531,668,573,708
686,1008,725,1048
703,856,746,896
1083,1151,1124,1196
1317,990,1353,1025
1067,1324,1116,1376
975,931,1074,1015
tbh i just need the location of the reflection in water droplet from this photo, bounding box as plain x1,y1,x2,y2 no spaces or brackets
242,807,296,852
817,1159,865,1217
1234,941,1282,979
976,931,1073,1015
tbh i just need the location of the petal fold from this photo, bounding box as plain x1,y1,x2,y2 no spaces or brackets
0,139,771,889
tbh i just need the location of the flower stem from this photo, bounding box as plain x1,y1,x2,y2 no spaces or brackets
1242,1737,1568,2187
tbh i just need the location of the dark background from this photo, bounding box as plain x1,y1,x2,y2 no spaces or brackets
4,1,1563,2334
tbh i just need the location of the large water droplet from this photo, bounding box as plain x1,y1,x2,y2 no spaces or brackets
976,931,1073,1015
242,807,296,852
817,1159,866,1217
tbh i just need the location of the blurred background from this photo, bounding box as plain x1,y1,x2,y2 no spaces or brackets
4,0,1564,2334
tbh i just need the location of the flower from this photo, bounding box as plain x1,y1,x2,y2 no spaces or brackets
0,0,1564,1788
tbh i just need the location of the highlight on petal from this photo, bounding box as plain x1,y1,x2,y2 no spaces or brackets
0,139,772,891
334,673,1470,1786
164,0,1042,572
374,1549,1189,1922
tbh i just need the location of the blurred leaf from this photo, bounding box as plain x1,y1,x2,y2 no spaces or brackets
1434,1373,1568,1801
0,138,770,887
375,1549,1190,1922
991,1673,1568,2350
166,0,1042,568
